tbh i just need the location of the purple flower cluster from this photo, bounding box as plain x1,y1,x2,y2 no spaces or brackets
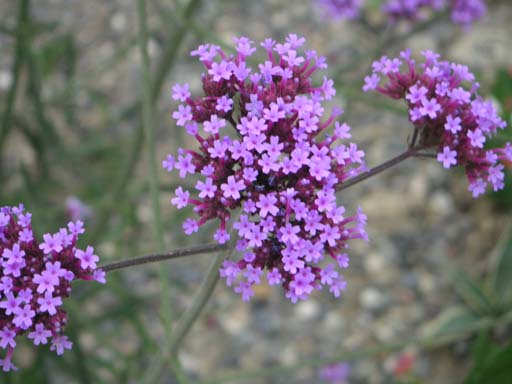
363,49,511,197
0,205,105,371
319,362,351,384
314,0,364,20
315,0,487,27
165,35,368,302
383,0,486,27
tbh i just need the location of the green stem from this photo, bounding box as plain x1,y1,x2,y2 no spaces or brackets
0,0,30,156
145,246,235,383
137,1,186,382
151,0,204,102
101,243,229,272
337,148,418,192
26,46,60,146
168,250,231,354
90,0,203,244
138,0,164,251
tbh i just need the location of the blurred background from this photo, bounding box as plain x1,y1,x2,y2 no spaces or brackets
1,0,512,383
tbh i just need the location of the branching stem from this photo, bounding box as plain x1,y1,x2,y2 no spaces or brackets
101,243,229,273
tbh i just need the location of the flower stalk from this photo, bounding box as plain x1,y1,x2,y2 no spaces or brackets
101,243,230,272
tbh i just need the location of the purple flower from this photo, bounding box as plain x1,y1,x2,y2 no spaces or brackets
234,281,254,302
419,98,441,119
256,193,279,218
382,0,486,27
445,115,462,134
319,362,351,384
315,0,363,20
203,115,226,134
28,324,51,346
50,335,72,356
165,36,368,302
39,233,63,254
13,304,35,329
220,176,245,200
75,246,99,270
406,84,428,103
162,154,175,172
171,187,190,209
0,205,104,371
364,50,510,198
0,328,16,349
65,197,93,222
216,95,233,113
37,292,62,315
172,104,192,126
171,83,190,102
175,152,196,178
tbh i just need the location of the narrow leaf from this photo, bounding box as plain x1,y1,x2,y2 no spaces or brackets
448,266,493,315
420,306,482,339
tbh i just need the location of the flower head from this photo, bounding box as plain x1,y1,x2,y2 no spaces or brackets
319,361,351,384
165,35,368,303
383,0,486,27
315,0,363,20
0,205,105,371
364,49,510,198
314,0,486,27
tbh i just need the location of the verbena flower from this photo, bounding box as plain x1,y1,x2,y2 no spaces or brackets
314,0,364,20
319,362,351,383
383,0,486,27
0,204,105,372
165,35,368,302
363,49,510,197
314,0,487,27
65,196,93,222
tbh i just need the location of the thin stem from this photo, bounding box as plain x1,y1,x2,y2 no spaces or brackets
137,1,187,382
337,148,418,192
90,0,203,243
145,246,235,383
409,126,420,148
101,243,229,272
414,152,437,159
169,248,232,354
138,0,164,252
151,0,204,102
0,0,30,157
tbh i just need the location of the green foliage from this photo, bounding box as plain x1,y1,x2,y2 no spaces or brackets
465,334,512,384
489,67,512,208
420,306,483,340
420,228,512,384
488,227,512,310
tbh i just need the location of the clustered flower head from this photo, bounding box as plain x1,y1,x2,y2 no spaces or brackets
363,49,511,197
0,205,105,372
318,361,351,384
165,35,368,303
383,0,486,27
315,0,364,20
315,0,486,27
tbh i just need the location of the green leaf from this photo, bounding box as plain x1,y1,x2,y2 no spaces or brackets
465,340,512,384
487,226,512,309
489,68,512,208
448,266,494,316
420,306,483,340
